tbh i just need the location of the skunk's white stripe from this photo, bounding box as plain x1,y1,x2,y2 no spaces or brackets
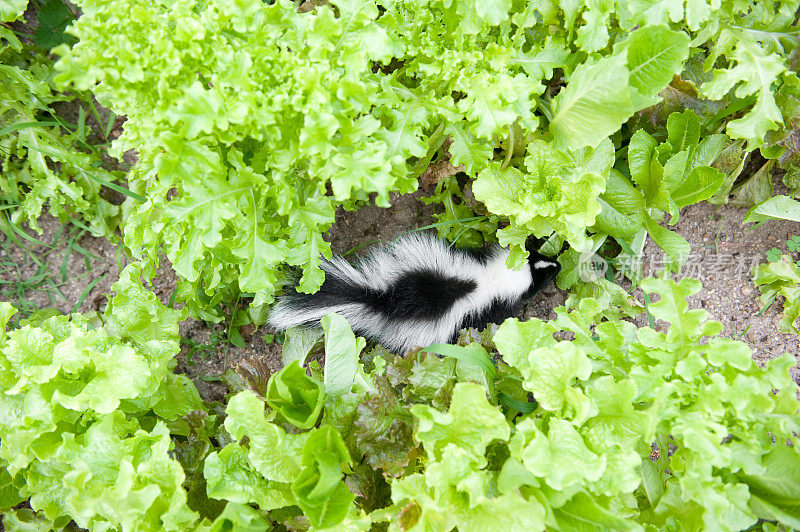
268,232,536,353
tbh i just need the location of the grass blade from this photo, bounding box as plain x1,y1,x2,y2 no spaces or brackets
61,237,73,283
498,392,537,414
77,105,86,141
72,273,107,314
0,121,63,136
69,241,102,262
78,169,146,202
104,110,116,139
87,98,109,140
68,216,93,233
0,214,48,247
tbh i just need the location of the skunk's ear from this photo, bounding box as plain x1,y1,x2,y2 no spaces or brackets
524,235,545,255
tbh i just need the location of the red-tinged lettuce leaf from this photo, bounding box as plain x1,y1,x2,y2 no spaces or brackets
322,392,362,463
344,462,393,513
709,139,748,203
354,377,418,477
382,349,415,387
731,161,775,208
231,357,273,398
173,411,227,521
403,352,457,409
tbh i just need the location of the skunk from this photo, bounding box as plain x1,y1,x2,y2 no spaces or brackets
267,231,560,353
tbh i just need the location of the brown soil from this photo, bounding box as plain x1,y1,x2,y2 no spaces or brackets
641,198,800,379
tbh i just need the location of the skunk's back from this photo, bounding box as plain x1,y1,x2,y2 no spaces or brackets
267,232,535,352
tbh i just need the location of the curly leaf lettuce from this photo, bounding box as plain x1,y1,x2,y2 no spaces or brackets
0,265,201,530
55,0,424,322
473,138,613,263
1,8,123,239
393,276,800,530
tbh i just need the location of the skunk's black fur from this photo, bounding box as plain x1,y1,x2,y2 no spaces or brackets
268,232,560,353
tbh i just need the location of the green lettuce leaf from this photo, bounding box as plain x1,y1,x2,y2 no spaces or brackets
752,256,800,334
411,382,509,465
511,418,604,491
473,138,613,260
204,445,295,511
291,425,355,529
266,361,326,430
225,391,307,483
322,312,367,396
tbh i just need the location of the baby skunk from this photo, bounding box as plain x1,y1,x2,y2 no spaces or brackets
267,232,560,354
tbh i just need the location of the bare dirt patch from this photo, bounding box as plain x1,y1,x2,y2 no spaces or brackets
641,198,800,378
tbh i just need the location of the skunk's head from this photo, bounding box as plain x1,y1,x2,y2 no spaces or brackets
523,239,561,298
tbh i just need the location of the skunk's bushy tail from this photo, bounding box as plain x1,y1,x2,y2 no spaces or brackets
267,232,559,353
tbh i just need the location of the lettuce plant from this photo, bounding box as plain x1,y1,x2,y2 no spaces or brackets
200,279,800,530
0,264,202,530
1,6,124,239
51,0,800,322
4,273,799,530
54,0,427,323
753,255,800,334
